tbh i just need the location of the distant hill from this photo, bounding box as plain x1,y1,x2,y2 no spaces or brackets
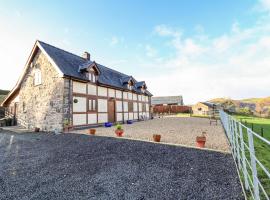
0,89,10,104
209,97,270,117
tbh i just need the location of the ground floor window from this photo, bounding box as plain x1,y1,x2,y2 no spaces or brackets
88,98,97,111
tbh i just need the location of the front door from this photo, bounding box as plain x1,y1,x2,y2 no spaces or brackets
108,99,115,123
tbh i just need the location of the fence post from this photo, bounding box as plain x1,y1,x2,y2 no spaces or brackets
234,120,241,169
239,123,249,190
247,129,260,200
231,118,236,158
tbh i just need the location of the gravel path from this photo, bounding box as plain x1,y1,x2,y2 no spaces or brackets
0,131,243,200
76,117,230,152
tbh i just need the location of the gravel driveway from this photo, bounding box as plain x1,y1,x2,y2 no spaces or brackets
76,117,230,152
0,131,243,200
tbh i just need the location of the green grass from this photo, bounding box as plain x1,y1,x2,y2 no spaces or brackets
176,113,191,117
233,115,270,199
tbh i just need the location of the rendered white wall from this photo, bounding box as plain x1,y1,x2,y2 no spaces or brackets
133,102,138,112
73,81,87,94
73,97,87,112
98,86,107,96
146,104,149,112
88,84,96,95
123,92,128,99
116,101,122,112
128,92,133,100
98,113,108,123
117,113,123,122
98,99,108,112
123,102,128,112
108,89,115,97
124,113,129,121
73,114,86,125
139,103,142,112
142,95,146,102
88,114,97,124
116,90,122,99
128,112,133,120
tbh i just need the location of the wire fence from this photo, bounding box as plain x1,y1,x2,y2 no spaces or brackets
219,110,270,200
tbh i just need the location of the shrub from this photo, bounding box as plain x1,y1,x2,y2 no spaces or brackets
115,123,122,130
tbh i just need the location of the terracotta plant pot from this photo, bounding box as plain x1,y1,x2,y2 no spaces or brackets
89,129,96,135
34,127,40,132
63,127,69,133
153,134,161,142
196,136,206,148
115,129,124,137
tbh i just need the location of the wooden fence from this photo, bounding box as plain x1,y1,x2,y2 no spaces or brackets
153,105,191,114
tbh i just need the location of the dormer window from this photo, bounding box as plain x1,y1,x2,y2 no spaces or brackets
89,72,96,82
128,81,134,90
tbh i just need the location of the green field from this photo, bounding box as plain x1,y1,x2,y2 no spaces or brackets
233,115,270,199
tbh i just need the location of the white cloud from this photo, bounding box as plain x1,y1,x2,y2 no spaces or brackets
110,36,119,46
145,44,157,57
139,17,270,104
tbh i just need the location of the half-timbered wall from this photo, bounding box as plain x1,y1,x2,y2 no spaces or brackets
72,80,151,126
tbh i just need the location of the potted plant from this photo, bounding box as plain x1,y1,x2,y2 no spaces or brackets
115,123,124,137
196,132,206,148
153,134,161,142
88,128,96,135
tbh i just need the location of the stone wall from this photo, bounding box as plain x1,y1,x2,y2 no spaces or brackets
17,49,68,131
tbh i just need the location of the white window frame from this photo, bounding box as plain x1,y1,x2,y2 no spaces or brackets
34,69,42,86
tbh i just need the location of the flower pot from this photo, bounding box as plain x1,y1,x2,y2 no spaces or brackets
127,120,133,124
115,129,124,137
153,134,161,142
63,127,69,133
196,136,206,148
105,122,112,127
89,129,96,135
34,127,40,132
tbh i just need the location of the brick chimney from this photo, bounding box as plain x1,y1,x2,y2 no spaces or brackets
83,51,90,60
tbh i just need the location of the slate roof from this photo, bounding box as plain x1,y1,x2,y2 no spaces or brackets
201,102,217,108
151,96,183,105
38,41,152,96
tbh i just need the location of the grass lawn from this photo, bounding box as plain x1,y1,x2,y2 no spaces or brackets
233,115,270,199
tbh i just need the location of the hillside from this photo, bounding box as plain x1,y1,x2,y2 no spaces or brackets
0,89,9,104
209,97,270,117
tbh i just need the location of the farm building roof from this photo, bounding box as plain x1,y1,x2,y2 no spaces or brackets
151,96,183,105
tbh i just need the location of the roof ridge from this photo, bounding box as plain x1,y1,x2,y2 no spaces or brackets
37,40,85,61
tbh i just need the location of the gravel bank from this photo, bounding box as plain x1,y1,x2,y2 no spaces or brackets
76,117,230,152
0,131,243,200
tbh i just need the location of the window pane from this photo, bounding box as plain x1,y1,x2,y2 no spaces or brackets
93,100,96,110
93,75,96,82
89,100,92,110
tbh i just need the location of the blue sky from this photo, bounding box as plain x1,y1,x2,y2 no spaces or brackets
0,0,270,104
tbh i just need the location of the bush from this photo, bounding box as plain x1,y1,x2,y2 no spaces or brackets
115,123,122,130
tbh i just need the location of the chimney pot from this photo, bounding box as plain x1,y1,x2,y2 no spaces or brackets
83,51,90,60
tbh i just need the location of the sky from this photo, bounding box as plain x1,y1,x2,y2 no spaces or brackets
0,0,270,104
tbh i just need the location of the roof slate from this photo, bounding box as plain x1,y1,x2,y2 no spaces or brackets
38,41,152,96
151,96,183,105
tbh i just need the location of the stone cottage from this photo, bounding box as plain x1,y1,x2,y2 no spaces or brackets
1,40,152,131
